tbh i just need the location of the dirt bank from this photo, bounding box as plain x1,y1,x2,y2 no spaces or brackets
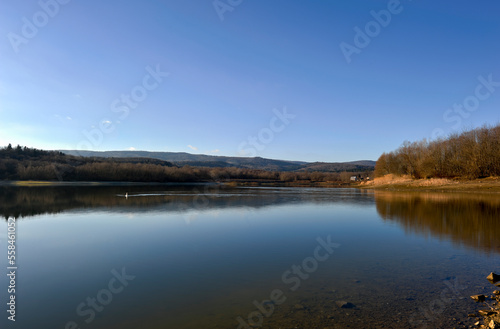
358,175,500,193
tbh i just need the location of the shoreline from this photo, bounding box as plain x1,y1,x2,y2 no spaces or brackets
469,273,500,328
3,177,500,193
356,175,500,193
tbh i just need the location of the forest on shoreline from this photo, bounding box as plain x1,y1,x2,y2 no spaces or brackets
3,124,499,185
0,144,370,184
374,124,500,179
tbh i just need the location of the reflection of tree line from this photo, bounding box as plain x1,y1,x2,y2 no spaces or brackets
7,186,496,255
375,191,500,254
0,186,374,219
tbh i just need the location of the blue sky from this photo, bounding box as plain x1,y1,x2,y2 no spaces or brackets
1,0,499,162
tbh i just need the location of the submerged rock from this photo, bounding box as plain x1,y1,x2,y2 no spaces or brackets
294,304,305,310
479,310,497,317
335,301,356,309
487,272,500,284
471,294,487,302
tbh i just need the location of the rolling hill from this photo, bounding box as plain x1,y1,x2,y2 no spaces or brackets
60,150,375,172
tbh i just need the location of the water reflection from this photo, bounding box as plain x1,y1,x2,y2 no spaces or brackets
0,185,374,219
375,191,500,255
1,185,499,328
3,186,499,256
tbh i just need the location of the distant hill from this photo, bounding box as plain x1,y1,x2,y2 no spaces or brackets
298,161,376,172
60,150,375,172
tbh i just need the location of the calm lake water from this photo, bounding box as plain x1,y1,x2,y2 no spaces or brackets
1,185,499,329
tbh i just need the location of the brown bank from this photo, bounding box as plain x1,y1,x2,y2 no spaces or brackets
357,174,500,193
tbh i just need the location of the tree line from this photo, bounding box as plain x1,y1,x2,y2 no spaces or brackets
0,144,370,183
374,124,500,179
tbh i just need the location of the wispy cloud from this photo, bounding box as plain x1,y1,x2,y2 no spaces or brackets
54,114,73,122
187,145,198,151
210,149,220,154
102,120,112,124
128,147,136,151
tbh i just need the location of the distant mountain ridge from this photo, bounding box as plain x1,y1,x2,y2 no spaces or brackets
60,150,375,172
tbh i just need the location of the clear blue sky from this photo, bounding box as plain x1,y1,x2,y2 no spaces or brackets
1,0,499,162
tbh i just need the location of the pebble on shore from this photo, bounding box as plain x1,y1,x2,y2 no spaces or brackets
469,272,500,328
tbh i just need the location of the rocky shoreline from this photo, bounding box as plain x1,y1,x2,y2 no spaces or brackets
469,273,500,328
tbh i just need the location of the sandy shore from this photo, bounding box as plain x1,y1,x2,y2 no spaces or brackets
357,175,500,193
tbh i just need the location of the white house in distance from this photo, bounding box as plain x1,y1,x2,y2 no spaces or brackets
350,175,370,182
